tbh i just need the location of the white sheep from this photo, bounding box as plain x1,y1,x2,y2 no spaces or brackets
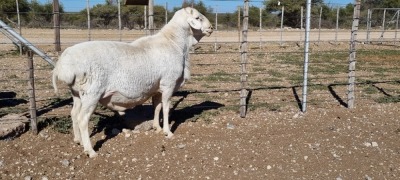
52,7,213,158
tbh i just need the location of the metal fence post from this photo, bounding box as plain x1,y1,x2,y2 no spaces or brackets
27,51,38,134
300,6,303,42
379,8,387,44
280,6,284,46
144,6,147,31
395,10,399,44
239,0,249,118
165,2,168,25
301,0,312,113
318,6,322,45
347,0,361,109
259,6,262,49
118,0,122,41
335,6,339,42
86,0,91,41
366,9,371,44
214,6,218,51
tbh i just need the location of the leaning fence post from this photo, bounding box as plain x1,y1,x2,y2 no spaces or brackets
347,0,360,109
239,0,249,118
27,50,38,134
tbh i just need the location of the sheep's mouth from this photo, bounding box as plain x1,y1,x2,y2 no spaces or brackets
203,29,213,37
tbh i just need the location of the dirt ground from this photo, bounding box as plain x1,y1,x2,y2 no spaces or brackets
1,28,400,179
0,102,400,179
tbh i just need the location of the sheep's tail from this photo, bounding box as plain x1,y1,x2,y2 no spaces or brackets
52,69,60,96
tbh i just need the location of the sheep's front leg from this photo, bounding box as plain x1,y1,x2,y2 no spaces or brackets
77,102,98,158
71,95,82,144
161,94,173,138
152,93,162,133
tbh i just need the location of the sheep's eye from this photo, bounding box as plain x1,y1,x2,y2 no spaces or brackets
196,17,202,21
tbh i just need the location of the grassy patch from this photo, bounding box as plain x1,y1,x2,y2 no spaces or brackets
358,49,400,65
249,102,282,111
273,53,304,66
190,110,220,124
194,71,237,82
287,74,303,85
38,116,72,134
308,84,327,92
363,86,379,94
268,70,285,78
375,96,400,103
252,66,267,72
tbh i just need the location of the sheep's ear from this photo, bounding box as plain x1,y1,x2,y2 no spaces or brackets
187,17,202,30
184,7,193,14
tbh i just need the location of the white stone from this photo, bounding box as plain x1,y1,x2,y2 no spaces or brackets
371,142,378,147
363,142,372,147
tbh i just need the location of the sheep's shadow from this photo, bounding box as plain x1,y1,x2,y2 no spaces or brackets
91,96,224,151
92,113,123,151
170,101,225,132
37,97,73,117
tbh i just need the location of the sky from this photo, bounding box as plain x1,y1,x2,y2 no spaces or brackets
39,0,355,13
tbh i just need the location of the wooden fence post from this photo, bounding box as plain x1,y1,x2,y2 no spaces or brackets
27,50,38,134
237,6,241,43
239,0,249,118
148,0,154,35
347,0,361,109
53,0,61,52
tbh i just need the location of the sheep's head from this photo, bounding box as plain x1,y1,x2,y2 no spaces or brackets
183,7,214,38
167,7,213,45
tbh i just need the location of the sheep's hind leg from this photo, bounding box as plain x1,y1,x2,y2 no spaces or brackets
161,93,174,138
71,94,82,145
77,100,98,158
152,94,162,133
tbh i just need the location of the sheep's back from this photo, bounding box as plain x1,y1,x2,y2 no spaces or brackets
56,40,183,100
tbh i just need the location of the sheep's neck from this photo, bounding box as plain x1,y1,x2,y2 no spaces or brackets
161,22,191,55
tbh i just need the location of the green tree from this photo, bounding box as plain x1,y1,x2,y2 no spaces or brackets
173,0,213,21
91,4,118,28
28,0,64,28
0,0,30,26
121,5,144,29
264,0,329,28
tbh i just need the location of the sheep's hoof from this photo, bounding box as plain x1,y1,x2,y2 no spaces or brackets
88,151,98,158
84,150,98,158
164,132,174,139
73,139,82,145
153,126,162,133
89,152,98,158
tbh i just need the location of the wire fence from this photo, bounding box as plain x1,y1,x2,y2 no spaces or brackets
1,1,400,134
